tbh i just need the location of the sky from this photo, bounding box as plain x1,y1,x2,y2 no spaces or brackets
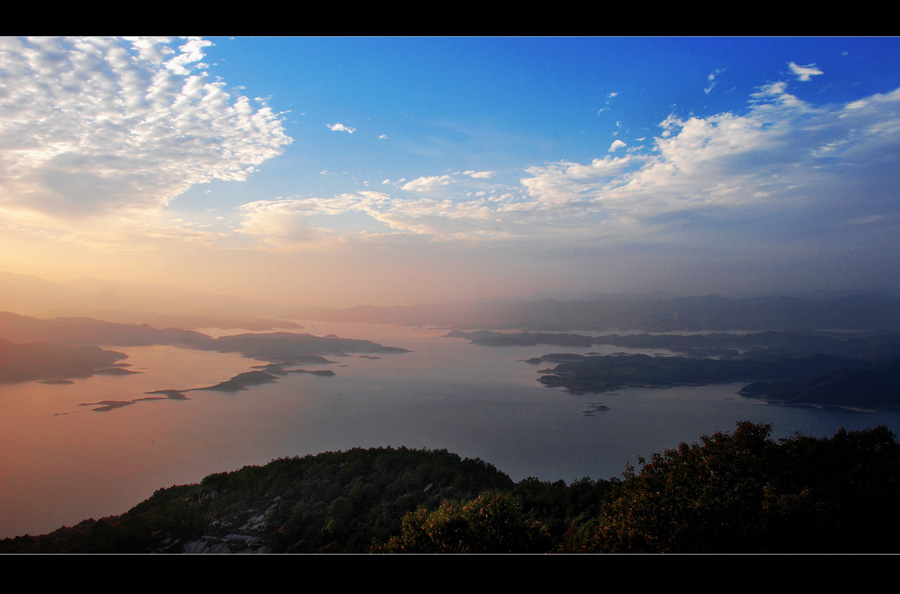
1,36,899,308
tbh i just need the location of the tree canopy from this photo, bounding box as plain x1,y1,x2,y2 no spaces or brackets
565,421,900,553
4,422,899,553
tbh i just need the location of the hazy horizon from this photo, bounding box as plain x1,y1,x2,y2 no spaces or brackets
2,36,900,308
5,268,900,325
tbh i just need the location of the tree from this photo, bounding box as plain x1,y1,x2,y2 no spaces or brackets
566,421,900,553
380,490,551,553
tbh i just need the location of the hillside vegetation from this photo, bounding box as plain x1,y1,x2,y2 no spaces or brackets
2,422,899,554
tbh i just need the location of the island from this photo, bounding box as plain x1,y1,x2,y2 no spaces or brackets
532,352,900,410
0,312,410,363
448,329,900,359
0,338,130,384
445,328,900,410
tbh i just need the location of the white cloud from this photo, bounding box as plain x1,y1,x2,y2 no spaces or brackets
328,123,355,133
236,186,529,248
788,61,824,82
230,72,900,259
705,68,724,94
232,74,900,261
401,175,453,192
609,139,627,152
163,37,212,75
0,36,291,221
516,79,900,242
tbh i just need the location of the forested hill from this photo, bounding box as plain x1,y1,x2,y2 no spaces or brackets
3,423,900,554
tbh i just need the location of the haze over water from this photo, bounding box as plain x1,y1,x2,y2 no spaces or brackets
4,320,899,540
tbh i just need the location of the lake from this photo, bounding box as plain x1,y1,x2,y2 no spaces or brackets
3,320,899,540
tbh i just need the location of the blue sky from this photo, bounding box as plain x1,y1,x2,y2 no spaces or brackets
2,36,899,307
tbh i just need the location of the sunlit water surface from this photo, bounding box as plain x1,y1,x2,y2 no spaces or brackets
3,321,900,539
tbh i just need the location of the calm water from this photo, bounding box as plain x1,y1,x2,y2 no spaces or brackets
3,321,900,539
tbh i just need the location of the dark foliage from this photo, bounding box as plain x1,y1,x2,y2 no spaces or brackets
564,421,900,553
0,447,517,553
3,423,899,553
377,489,552,553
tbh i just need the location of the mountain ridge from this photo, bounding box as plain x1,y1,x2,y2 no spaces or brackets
292,293,900,332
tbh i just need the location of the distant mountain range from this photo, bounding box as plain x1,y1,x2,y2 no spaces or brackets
0,271,291,324
0,311,211,348
294,293,900,332
4,270,900,332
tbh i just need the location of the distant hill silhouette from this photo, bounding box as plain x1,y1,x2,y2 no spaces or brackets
449,329,900,359
0,311,210,347
294,293,900,332
0,312,408,365
0,271,289,320
5,271,899,332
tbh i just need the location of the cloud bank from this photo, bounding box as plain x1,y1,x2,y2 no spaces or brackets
0,37,291,225
239,74,900,261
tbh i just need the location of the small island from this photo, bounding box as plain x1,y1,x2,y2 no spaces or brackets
193,370,282,392
141,364,336,400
